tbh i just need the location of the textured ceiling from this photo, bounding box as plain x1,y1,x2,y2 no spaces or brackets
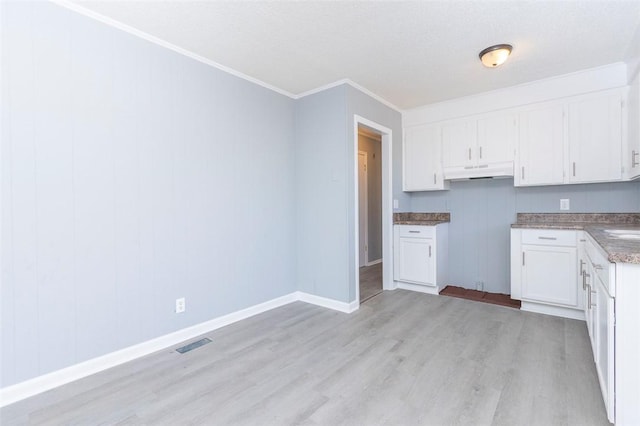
69,0,640,110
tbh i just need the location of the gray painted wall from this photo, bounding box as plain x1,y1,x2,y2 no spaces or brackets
1,2,296,387
410,179,640,294
346,86,405,302
294,85,349,302
294,85,403,304
358,134,382,262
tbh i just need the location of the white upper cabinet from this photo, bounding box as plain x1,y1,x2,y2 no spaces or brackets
441,119,476,169
516,103,565,186
442,111,515,179
567,90,623,183
404,87,628,188
403,124,449,191
626,72,640,180
477,112,518,165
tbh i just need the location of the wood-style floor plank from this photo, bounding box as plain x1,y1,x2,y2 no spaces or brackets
0,290,609,425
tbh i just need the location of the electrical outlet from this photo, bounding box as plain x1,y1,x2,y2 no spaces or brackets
560,199,570,210
175,297,186,313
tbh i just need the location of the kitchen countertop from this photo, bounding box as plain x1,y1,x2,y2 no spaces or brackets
393,212,450,226
512,213,640,264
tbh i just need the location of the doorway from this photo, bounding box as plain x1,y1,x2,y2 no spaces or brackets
357,126,383,303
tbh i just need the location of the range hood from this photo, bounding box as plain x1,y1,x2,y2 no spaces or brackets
443,161,514,181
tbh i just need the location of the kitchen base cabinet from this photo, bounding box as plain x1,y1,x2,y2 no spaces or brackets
511,228,583,320
614,263,640,425
393,224,448,295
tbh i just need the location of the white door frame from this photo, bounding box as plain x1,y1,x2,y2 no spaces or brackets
358,150,369,267
353,115,393,306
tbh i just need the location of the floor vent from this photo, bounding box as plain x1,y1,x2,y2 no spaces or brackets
176,338,212,354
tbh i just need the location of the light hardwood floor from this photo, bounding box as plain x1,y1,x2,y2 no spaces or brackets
359,263,383,303
1,290,609,425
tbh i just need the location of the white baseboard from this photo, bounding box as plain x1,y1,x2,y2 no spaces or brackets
296,291,359,313
520,301,585,321
396,282,440,296
0,291,358,407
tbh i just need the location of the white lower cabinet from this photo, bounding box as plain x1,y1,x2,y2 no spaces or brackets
513,227,640,424
521,245,577,306
583,236,615,423
393,224,448,295
511,228,582,319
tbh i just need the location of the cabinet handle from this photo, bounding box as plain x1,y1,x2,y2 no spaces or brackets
429,245,432,257
538,236,557,240
633,150,639,167
582,269,587,290
590,289,596,308
479,146,483,159
579,260,585,276
433,173,436,184
408,230,420,234
521,166,525,180
587,283,591,308
468,148,471,160
522,252,525,266
573,162,576,177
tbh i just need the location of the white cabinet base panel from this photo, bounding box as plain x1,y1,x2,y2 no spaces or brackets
396,281,440,295
520,301,585,321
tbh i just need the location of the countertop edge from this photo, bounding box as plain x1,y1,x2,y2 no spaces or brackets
513,222,640,264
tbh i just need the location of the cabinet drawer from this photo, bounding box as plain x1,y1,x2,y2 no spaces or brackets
396,225,435,238
521,229,576,247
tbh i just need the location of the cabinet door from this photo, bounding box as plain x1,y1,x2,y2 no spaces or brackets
568,92,622,183
403,125,447,191
584,265,597,354
396,237,434,285
517,104,565,186
627,72,640,179
522,245,578,307
442,119,476,168
477,112,517,165
595,277,615,422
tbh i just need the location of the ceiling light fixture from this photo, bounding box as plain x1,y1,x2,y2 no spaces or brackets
479,44,513,68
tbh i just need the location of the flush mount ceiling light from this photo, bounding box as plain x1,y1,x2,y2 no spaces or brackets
479,44,513,68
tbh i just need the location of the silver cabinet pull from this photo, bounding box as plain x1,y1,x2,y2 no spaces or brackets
521,166,525,180
408,230,420,234
433,173,436,184
522,252,525,266
479,146,483,159
573,162,576,177
582,269,587,290
538,236,557,240
579,260,585,275
468,148,471,160
428,245,432,257
587,283,591,308
633,150,639,168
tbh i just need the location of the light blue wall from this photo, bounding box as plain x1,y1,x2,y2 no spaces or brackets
410,179,640,294
294,86,403,303
294,86,349,301
346,87,404,302
1,1,296,387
